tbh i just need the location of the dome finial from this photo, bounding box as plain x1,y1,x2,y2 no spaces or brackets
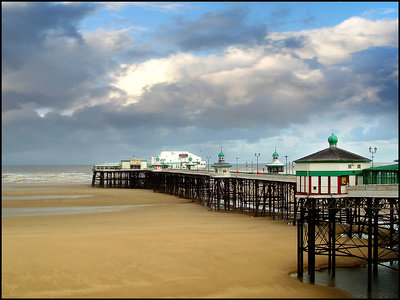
328,133,338,148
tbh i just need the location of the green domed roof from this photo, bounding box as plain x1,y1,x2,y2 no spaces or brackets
273,151,279,158
189,156,192,161
218,147,225,158
328,133,338,145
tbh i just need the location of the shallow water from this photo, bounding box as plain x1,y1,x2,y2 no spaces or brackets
1,186,67,191
2,195,94,200
2,204,159,217
2,165,92,185
292,261,399,298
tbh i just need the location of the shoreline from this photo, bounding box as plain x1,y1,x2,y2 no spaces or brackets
2,183,358,298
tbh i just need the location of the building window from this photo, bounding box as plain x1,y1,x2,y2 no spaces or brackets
348,164,352,169
357,164,361,169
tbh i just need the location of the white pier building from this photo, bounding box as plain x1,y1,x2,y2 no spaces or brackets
150,151,206,170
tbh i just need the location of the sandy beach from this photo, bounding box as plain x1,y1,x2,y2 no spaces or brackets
2,184,360,298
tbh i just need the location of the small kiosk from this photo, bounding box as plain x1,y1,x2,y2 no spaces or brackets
211,148,232,175
186,157,198,170
265,148,285,174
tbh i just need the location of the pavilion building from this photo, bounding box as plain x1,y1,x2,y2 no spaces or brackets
265,148,285,174
211,148,232,175
294,133,371,196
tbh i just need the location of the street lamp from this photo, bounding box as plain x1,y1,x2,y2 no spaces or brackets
206,156,210,172
369,147,377,168
255,153,260,174
246,162,248,173
236,157,239,172
285,155,288,175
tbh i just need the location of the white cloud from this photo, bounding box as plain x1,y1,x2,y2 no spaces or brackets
104,2,187,12
361,8,397,19
268,17,398,65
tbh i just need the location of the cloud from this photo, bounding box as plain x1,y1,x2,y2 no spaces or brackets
361,7,398,19
268,17,398,65
2,2,136,114
2,4,398,165
104,2,188,12
2,2,97,69
154,6,268,52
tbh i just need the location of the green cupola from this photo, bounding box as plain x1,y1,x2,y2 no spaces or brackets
218,147,225,163
218,147,225,158
273,148,279,159
328,133,338,148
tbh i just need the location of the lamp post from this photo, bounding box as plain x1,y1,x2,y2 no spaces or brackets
255,153,260,174
285,155,288,175
369,147,377,168
246,162,248,172
207,156,210,172
236,157,239,172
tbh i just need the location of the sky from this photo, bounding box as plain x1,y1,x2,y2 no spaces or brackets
2,1,398,166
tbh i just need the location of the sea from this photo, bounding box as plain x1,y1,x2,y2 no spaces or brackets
2,165,93,186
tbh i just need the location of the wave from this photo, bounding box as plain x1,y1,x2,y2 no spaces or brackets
2,172,92,184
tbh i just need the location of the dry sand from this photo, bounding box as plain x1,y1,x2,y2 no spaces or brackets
2,184,358,298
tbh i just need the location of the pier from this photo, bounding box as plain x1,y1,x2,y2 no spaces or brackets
297,185,399,296
92,169,297,221
92,168,399,297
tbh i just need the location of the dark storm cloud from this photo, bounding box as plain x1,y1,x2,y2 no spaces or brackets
2,2,97,69
154,7,268,51
2,2,130,113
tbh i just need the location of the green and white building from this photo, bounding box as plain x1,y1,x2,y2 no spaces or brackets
294,134,371,196
211,148,232,175
92,156,147,171
265,148,285,174
120,157,148,169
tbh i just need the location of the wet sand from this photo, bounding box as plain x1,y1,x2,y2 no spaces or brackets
2,184,360,298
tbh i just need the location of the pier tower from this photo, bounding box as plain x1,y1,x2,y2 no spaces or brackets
211,148,232,175
266,148,285,174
